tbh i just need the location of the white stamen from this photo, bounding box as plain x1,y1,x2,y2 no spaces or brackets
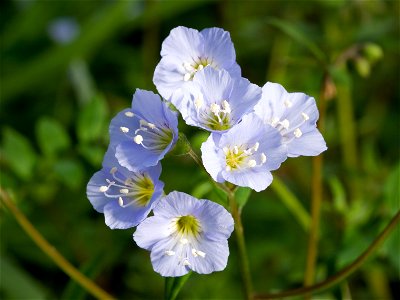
183,62,192,70
284,100,293,108
120,126,129,133
197,250,206,258
253,142,259,152
99,186,109,192
271,117,280,127
294,128,303,138
197,64,204,71
147,122,156,129
234,146,239,154
225,165,231,171
222,100,231,113
110,167,117,174
210,103,220,115
120,189,129,194
194,96,204,109
248,160,257,167
280,119,290,129
183,259,191,266
223,147,229,155
125,111,134,117
180,238,189,245
183,73,191,81
165,250,175,256
302,112,310,121
261,153,267,164
118,197,124,207
134,135,143,144
191,248,198,257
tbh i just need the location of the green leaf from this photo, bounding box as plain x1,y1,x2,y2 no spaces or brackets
77,94,108,144
0,255,48,299
1,127,37,180
235,187,252,209
35,117,71,157
53,159,84,190
165,272,192,300
78,144,106,167
265,17,327,64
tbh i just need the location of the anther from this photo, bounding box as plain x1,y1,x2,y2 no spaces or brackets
253,142,259,152
180,238,189,245
120,126,129,133
248,160,257,168
183,259,191,266
234,146,239,154
191,248,198,257
197,64,204,71
99,186,109,192
271,117,280,127
302,112,310,121
280,119,290,129
294,128,303,138
284,100,293,108
110,167,117,174
125,111,134,117
194,97,204,109
165,250,175,256
120,189,129,194
261,153,267,164
183,73,191,82
222,100,231,113
134,135,143,144
210,103,220,115
196,250,206,258
118,197,124,207
147,123,156,129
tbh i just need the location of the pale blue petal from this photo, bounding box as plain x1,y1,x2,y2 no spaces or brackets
287,129,327,157
133,216,172,250
189,238,229,274
161,26,203,61
201,135,225,183
223,168,273,192
201,28,236,69
86,170,110,212
115,142,159,172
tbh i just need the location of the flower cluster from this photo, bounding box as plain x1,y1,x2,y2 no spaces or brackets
87,26,326,278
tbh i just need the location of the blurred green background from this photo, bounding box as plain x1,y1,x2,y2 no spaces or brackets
1,0,399,299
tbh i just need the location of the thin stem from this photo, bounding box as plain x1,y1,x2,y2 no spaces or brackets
303,73,329,292
0,188,116,300
228,188,253,300
255,210,400,299
188,148,203,168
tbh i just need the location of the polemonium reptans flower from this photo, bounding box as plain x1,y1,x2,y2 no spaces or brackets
110,89,178,172
254,82,327,157
133,191,234,277
153,26,241,103
177,67,261,132
201,113,287,192
86,146,164,229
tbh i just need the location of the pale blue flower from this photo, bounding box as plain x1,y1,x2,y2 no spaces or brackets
153,26,241,103
201,113,287,192
176,67,261,132
133,191,234,277
86,146,164,229
254,82,327,157
109,89,178,172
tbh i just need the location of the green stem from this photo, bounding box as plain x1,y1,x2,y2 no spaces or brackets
0,188,116,300
255,210,400,299
227,188,254,300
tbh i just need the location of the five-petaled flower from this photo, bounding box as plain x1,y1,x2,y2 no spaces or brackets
87,146,164,229
153,26,241,104
134,191,234,277
201,113,287,192
254,82,327,157
176,67,261,132
109,89,179,172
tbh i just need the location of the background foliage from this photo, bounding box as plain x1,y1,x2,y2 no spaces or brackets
0,0,399,299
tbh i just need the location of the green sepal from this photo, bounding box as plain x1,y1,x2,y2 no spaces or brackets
164,271,192,300
168,132,191,156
